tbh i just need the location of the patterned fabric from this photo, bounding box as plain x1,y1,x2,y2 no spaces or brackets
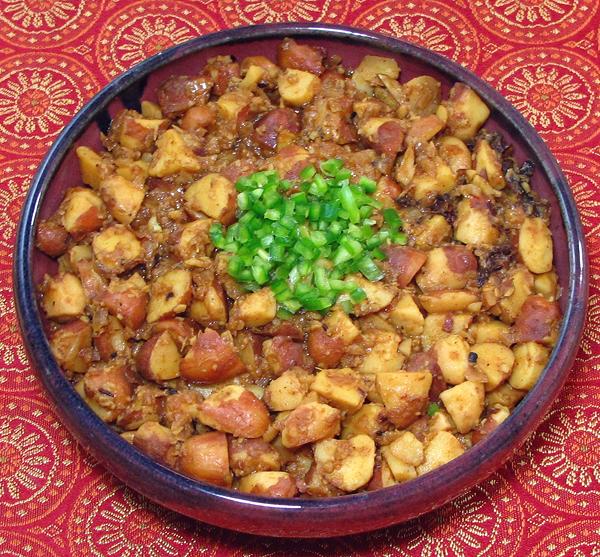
0,1,598,554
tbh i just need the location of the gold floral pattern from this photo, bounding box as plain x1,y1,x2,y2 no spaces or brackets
219,0,349,25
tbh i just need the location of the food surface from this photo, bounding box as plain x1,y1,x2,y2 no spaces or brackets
36,39,561,498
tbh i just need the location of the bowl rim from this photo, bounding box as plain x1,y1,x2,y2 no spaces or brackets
13,22,588,537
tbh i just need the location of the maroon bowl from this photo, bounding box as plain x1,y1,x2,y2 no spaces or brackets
14,23,588,537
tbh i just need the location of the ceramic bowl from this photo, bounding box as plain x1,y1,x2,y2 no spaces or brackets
13,23,588,537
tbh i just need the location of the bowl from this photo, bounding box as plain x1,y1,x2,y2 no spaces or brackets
13,23,588,537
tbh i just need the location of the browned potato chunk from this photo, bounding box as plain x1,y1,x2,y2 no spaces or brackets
472,404,510,444
445,84,490,140
406,114,445,144
281,402,341,448
198,385,270,438
92,225,143,274
141,100,163,119
341,403,386,439
61,187,105,239
351,274,396,316
99,175,145,225
534,271,558,301
454,197,498,246
50,319,92,373
180,328,246,384
177,219,213,260
83,361,133,422
189,282,227,326
179,432,232,487
438,136,471,173
42,273,87,320
133,421,176,466
389,293,424,336
323,307,360,345
264,368,312,412
311,368,367,412
403,75,441,116
416,246,477,291
278,69,320,106
469,319,511,345
230,287,277,328
76,146,109,189
358,330,404,374
471,342,515,391
103,273,148,330
239,471,297,497
184,173,236,225
147,269,192,323
422,313,473,350
474,139,504,189
149,129,201,178
314,434,376,492
485,383,527,409
510,342,550,391
419,289,480,313
135,331,180,381
434,334,470,384
216,90,251,120
417,431,465,474
376,371,432,428
439,381,485,433
229,437,280,477
495,268,534,324
381,431,424,482
352,55,399,94
518,217,553,274
119,116,168,152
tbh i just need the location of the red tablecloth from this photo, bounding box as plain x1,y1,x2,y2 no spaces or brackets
1,1,598,554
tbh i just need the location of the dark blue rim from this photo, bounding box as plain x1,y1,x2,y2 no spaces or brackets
13,23,588,535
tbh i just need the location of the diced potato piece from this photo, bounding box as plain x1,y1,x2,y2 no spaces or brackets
177,219,213,260
307,327,345,368
103,273,148,330
323,307,360,346
403,75,441,116
149,129,201,178
496,268,534,324
518,217,553,274
83,361,132,422
389,293,424,336
120,117,168,151
438,136,471,174
513,295,560,345
313,434,375,492
92,225,143,274
471,342,515,391
180,328,246,384
184,173,236,225
76,146,106,189
189,283,227,325
278,69,320,106
147,269,192,323
419,289,480,313
376,371,432,428
179,432,232,487
381,431,424,482
229,437,280,477
406,114,444,144
239,471,297,498
395,143,415,186
510,342,550,391
50,319,92,373
115,159,149,184
422,313,473,350
534,271,558,301
454,198,498,246
311,368,366,412
281,402,341,448
412,174,454,201
341,403,386,439
75,380,112,421
217,90,250,120
439,381,485,433
429,409,454,433
352,55,400,94
264,369,312,412
435,334,470,384
351,274,396,316
416,246,477,292
472,404,511,444
141,100,163,119
358,330,403,374
240,64,266,90
474,139,504,189
414,215,452,249
445,84,490,141
62,187,105,239
359,117,398,142
198,385,270,438
230,287,277,328
485,383,527,409
417,431,465,475
135,331,180,381
469,319,511,345
42,273,87,320
99,175,145,225
132,422,176,465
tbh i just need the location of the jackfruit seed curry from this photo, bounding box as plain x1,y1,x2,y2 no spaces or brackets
36,39,562,498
